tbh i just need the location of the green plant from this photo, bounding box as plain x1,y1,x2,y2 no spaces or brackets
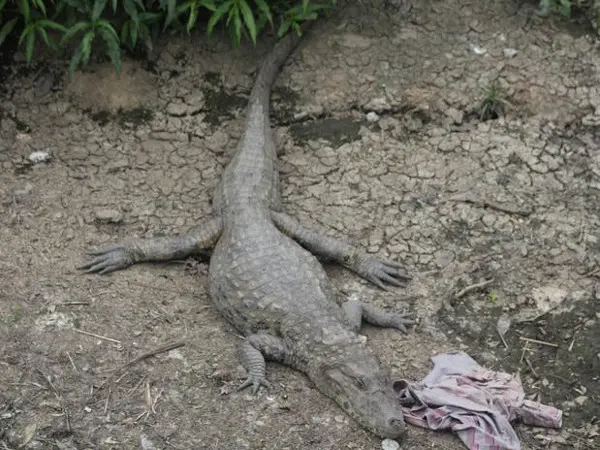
478,82,510,121
0,0,336,78
538,0,600,31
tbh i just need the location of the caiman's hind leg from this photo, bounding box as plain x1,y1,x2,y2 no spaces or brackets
271,211,411,290
78,216,223,274
342,300,413,334
237,333,291,394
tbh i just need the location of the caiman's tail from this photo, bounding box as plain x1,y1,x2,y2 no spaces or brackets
249,28,307,108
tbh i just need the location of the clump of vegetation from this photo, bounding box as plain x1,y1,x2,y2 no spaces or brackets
478,83,511,121
0,0,336,77
538,0,600,31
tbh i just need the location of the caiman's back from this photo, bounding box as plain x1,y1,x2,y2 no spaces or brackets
208,30,351,340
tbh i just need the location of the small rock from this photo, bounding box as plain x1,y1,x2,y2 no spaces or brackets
366,111,380,122
445,107,463,124
140,433,157,450
382,438,400,450
28,150,51,163
166,101,188,117
95,209,123,223
574,395,587,406
365,97,391,113
341,33,372,50
503,48,519,58
470,44,487,55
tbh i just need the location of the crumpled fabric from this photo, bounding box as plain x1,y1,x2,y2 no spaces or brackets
394,351,563,450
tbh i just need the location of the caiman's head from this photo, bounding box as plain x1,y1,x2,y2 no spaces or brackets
313,354,406,439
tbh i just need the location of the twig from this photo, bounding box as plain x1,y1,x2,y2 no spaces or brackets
519,337,558,348
37,369,61,401
568,336,575,352
73,328,121,344
115,340,185,375
447,193,532,217
524,357,539,378
65,352,77,372
498,330,509,349
455,279,495,299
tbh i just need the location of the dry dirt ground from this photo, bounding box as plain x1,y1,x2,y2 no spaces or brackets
1,0,599,449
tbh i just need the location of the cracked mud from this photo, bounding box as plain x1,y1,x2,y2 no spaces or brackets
1,1,599,449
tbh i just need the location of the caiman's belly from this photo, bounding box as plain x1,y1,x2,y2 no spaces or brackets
207,223,340,336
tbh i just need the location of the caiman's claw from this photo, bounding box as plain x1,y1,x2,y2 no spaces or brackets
238,376,271,395
358,256,411,290
77,244,132,275
390,314,415,333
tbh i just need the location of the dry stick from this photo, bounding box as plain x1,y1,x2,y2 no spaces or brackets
497,330,509,349
524,357,539,378
455,278,495,299
73,328,121,344
519,337,558,348
115,340,186,377
65,352,77,372
447,193,532,217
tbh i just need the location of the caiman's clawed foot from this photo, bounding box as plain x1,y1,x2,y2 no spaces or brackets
385,312,414,333
354,256,411,291
342,299,414,334
270,211,411,290
78,244,133,275
237,374,272,395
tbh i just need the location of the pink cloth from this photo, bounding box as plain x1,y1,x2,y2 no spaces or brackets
395,352,562,450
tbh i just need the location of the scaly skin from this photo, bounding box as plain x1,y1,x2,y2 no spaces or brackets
79,28,413,439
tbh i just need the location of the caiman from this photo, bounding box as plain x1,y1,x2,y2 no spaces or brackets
79,28,413,439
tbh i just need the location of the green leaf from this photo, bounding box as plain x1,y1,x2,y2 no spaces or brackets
186,2,198,32
0,17,18,47
130,19,138,46
254,0,272,26
69,44,84,78
32,0,47,17
238,0,256,44
98,26,121,74
60,21,91,46
37,19,68,32
91,0,107,21
120,20,129,42
232,5,242,47
18,22,34,46
96,19,119,41
164,0,177,28
124,0,140,24
81,29,95,64
0,0,8,12
25,30,35,62
207,0,232,36
112,0,117,13
36,26,51,48
20,0,30,22
277,20,290,38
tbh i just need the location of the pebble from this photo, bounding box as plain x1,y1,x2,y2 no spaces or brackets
366,111,380,122
382,438,400,450
28,150,51,163
503,48,519,57
95,208,123,223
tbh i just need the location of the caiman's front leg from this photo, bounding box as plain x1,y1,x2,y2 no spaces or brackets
342,300,413,334
78,216,223,274
271,211,411,290
237,333,291,394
